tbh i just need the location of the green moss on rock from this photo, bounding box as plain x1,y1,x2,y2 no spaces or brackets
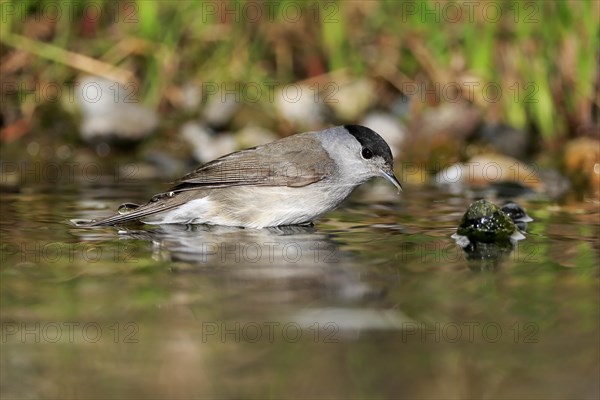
457,199,517,243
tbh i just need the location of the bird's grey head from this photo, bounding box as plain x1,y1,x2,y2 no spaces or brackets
318,125,402,191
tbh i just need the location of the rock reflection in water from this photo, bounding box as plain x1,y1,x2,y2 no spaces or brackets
458,239,517,271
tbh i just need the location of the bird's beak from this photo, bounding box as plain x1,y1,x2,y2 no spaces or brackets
380,167,403,193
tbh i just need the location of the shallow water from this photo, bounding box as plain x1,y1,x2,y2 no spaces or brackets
1,175,599,399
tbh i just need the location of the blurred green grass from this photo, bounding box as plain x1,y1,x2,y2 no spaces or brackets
1,0,598,139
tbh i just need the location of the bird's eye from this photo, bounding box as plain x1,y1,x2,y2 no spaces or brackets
361,148,373,159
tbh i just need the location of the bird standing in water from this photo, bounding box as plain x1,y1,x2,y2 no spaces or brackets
80,125,401,229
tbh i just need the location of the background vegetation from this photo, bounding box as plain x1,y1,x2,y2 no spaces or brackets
1,0,599,193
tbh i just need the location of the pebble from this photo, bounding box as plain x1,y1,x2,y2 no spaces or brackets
76,75,158,144
180,121,236,163
435,154,543,194
275,84,325,128
329,79,375,122
202,92,240,128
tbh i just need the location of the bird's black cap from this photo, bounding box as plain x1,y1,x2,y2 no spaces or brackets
344,125,394,164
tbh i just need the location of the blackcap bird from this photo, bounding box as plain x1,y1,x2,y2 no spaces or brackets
82,125,402,228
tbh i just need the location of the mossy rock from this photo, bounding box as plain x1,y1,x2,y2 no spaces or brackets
457,199,517,243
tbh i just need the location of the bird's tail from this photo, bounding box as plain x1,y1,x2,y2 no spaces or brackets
71,199,179,227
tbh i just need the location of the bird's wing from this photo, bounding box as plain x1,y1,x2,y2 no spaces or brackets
171,133,331,191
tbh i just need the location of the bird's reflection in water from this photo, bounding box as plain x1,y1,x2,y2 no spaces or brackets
118,224,380,303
